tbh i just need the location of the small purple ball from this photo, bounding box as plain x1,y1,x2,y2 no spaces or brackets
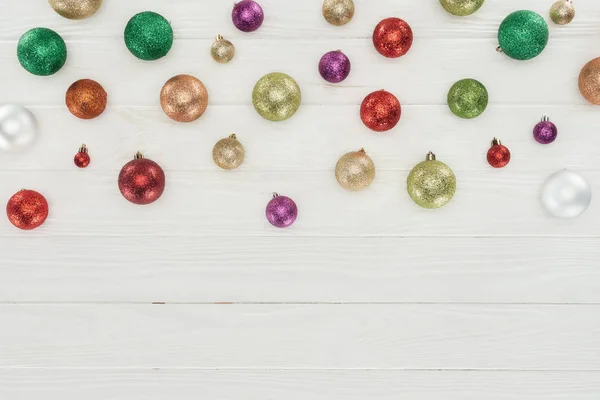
533,120,558,144
319,50,351,83
266,195,298,228
232,0,264,33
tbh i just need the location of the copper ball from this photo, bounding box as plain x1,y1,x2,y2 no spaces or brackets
160,74,209,123
65,79,107,120
579,57,600,105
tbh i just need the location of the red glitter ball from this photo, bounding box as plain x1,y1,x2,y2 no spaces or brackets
6,189,49,230
360,90,401,132
118,154,166,205
74,152,90,168
372,17,413,58
487,140,511,168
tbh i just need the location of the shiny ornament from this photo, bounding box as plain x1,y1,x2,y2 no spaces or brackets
319,50,351,83
232,0,264,32
17,28,67,76
74,144,90,168
6,189,48,230
213,134,245,170
439,0,485,16
541,170,591,218
447,78,488,119
487,138,511,168
266,193,297,228
48,0,103,20
578,57,600,105
124,11,173,61
0,104,38,152
372,17,413,58
211,35,235,64
160,74,209,123
533,115,558,144
252,72,301,121
322,0,355,26
118,152,166,205
360,90,401,132
407,152,456,209
497,10,548,61
550,0,575,25
335,149,376,191
65,79,107,120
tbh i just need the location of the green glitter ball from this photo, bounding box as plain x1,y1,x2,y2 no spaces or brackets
17,28,67,76
124,11,173,61
439,0,485,17
447,78,488,119
498,10,549,61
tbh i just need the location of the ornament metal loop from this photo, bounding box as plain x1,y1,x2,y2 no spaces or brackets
78,144,88,154
542,115,550,122
491,138,501,146
273,192,280,198
229,133,237,140
496,46,503,53
134,151,144,160
426,152,436,161
216,34,224,41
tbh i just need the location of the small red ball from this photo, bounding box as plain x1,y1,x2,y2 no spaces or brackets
360,90,401,132
74,152,90,168
118,156,166,205
6,189,49,230
487,144,511,168
373,17,413,58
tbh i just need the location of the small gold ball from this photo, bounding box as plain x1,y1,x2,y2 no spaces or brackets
211,35,235,64
213,135,245,170
335,149,376,191
550,0,575,25
49,0,103,20
579,57,600,105
322,0,355,26
407,153,456,209
160,74,209,123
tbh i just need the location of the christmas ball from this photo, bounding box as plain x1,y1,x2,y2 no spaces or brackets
6,189,48,230
124,11,173,61
360,90,401,132
211,35,235,64
487,138,511,168
335,149,376,191
322,0,355,26
498,10,548,61
447,78,488,119
319,50,351,83
533,115,558,144
74,144,90,168
0,104,38,152
65,79,107,120
252,72,301,121
266,193,297,228
439,0,485,16
48,0,103,20
232,0,264,32
550,0,575,25
213,134,245,170
578,57,600,105
407,152,456,209
118,152,166,205
372,17,413,58
17,28,67,76
160,74,208,123
541,170,591,218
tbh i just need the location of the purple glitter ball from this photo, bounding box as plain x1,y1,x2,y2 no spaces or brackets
319,50,351,83
533,116,558,144
232,0,264,33
266,194,298,228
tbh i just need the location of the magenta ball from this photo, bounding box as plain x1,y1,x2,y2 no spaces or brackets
232,0,264,32
266,195,298,228
533,121,558,144
319,50,351,83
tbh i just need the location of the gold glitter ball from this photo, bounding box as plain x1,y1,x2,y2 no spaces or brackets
439,0,485,17
550,0,575,25
160,74,209,123
49,0,103,20
335,149,376,191
213,134,245,170
322,0,355,26
252,72,301,122
579,57,600,105
211,35,235,64
407,152,456,209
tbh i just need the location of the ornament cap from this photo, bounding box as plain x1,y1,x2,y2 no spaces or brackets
542,115,550,122
359,148,366,153
216,34,224,41
229,133,237,140
273,192,280,198
134,151,144,160
491,137,502,146
496,46,503,53
426,151,436,161
78,144,88,154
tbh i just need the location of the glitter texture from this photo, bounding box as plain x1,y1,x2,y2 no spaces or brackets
498,10,548,61
6,189,49,230
550,0,575,25
211,35,235,64
124,11,173,61
335,149,376,191
578,57,600,105
74,145,91,168
118,154,166,205
319,50,351,83
533,117,558,144
360,90,401,132
487,139,511,168
447,78,488,119
17,28,67,76
66,79,107,120
407,153,456,209
160,75,208,123
439,0,485,16
372,17,413,58
213,134,245,170
232,1,264,32
252,72,301,121
266,194,298,228
322,0,355,26
49,0,103,20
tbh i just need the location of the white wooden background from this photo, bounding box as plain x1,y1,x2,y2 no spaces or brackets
1,0,600,398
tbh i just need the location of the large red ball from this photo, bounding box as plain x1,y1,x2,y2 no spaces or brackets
360,90,401,132
118,158,166,205
487,144,511,168
373,17,413,58
6,189,49,230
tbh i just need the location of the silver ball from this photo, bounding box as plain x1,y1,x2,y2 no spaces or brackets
0,104,38,152
541,170,592,219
